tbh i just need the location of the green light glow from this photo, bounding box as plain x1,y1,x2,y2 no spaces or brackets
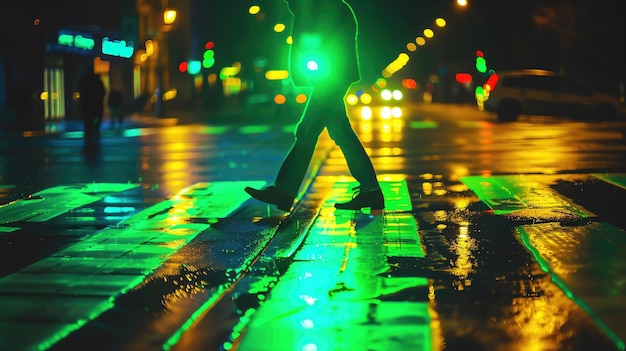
199,126,230,135
203,49,215,69
475,56,487,73
306,60,319,71
188,60,201,75
58,33,74,46
236,178,431,351
57,33,95,50
239,125,272,134
61,131,85,139
102,37,134,58
409,121,438,129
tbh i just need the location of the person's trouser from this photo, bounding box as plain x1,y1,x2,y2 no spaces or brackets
274,86,379,198
83,115,102,144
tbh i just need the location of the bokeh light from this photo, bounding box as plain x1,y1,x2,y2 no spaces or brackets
248,6,261,15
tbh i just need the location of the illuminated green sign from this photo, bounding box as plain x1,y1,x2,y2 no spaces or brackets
57,33,95,50
102,37,134,58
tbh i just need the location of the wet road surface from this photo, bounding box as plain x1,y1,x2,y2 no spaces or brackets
1,103,626,351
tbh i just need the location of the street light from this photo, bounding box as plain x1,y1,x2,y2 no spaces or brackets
163,9,177,25
155,8,177,117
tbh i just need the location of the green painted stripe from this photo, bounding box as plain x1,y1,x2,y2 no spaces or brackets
460,175,527,214
594,173,626,191
0,183,139,224
235,178,431,351
409,120,438,129
330,179,412,213
461,174,591,217
0,181,265,351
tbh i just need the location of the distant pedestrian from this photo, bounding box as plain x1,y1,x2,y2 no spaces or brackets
108,90,124,127
245,0,384,212
78,65,105,147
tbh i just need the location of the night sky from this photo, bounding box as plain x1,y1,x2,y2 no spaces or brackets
219,0,623,91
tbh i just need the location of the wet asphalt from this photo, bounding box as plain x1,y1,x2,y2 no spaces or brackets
1,103,626,351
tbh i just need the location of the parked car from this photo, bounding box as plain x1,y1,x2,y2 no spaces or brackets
483,69,623,121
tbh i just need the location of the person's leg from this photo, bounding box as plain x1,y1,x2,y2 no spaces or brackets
324,92,378,190
324,89,384,210
274,100,326,197
83,116,93,144
245,89,325,211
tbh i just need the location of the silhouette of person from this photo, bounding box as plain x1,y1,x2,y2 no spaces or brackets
78,64,105,147
245,0,384,212
108,90,124,127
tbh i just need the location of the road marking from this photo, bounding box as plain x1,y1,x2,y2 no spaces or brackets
236,178,433,351
594,173,626,191
0,183,139,227
460,174,592,217
409,120,438,129
463,174,626,351
519,222,626,351
0,181,265,351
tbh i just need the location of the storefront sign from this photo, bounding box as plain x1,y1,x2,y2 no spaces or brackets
57,33,95,51
102,37,134,58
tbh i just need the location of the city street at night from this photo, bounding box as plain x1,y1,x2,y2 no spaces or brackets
1,102,626,351
2,0,626,350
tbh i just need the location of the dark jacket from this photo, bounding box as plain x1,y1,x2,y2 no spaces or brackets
286,0,360,87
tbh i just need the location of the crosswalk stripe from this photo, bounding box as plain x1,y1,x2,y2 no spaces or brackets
594,173,626,191
0,181,265,351
236,178,432,351
0,183,139,225
460,174,592,217
463,173,626,350
518,222,626,351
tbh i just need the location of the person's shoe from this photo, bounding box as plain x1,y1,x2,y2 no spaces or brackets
335,187,385,211
245,185,294,212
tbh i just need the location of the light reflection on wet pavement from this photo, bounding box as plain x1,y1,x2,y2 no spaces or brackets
1,112,626,351
237,177,433,351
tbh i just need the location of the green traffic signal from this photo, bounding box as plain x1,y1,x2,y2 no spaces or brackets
475,56,487,73
203,41,215,69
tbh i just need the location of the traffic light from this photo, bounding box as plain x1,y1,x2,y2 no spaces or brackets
203,41,216,69
475,50,487,73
